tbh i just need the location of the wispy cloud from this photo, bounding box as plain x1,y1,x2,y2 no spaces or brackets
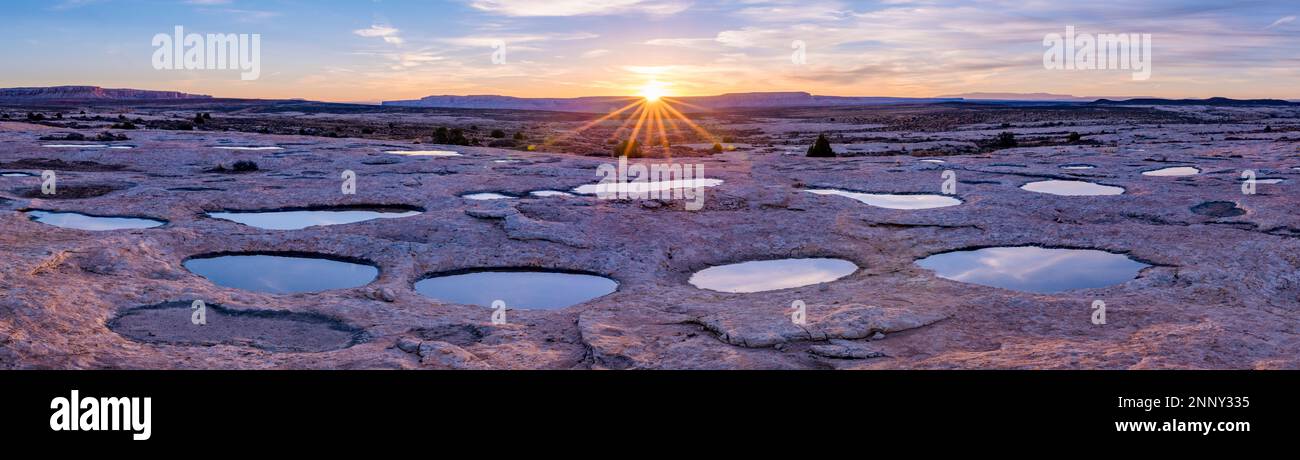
467,0,690,17
1266,15,1295,29
354,24,404,45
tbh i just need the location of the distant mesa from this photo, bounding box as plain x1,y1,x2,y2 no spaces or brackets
1090,97,1297,107
382,92,962,113
0,85,212,101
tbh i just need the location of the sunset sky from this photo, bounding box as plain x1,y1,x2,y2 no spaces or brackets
3,0,1297,102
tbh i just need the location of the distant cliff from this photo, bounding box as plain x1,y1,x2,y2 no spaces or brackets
383,92,961,112
0,86,212,100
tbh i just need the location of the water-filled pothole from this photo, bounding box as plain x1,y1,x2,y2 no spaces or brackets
1190,201,1245,217
42,144,130,149
109,301,362,352
26,210,165,230
462,192,514,200
1,171,35,177
184,253,379,294
571,178,723,195
529,190,575,197
384,150,461,157
805,189,961,209
212,146,283,151
915,246,1150,293
1142,166,1199,176
206,206,422,230
689,258,858,293
1060,164,1096,170
414,269,618,309
1021,180,1124,196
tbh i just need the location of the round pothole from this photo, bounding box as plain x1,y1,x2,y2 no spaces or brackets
184,253,379,294
415,269,618,309
109,301,363,352
689,258,859,293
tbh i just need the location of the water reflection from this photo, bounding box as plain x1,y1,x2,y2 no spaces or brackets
184,254,378,294
805,189,961,209
415,270,617,309
207,208,421,230
689,258,858,293
1021,180,1124,196
27,210,165,230
916,246,1149,293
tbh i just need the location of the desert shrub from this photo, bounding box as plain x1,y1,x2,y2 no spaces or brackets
1067,132,1081,143
490,129,506,138
361,127,375,135
433,127,472,146
722,135,735,143
231,160,258,172
111,121,138,130
513,131,526,140
806,133,835,157
55,113,64,120
711,142,724,153
96,132,128,141
194,113,206,125
27,112,46,121
488,139,516,148
993,131,1017,148
613,139,642,157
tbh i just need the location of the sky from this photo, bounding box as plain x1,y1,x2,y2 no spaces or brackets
1,0,1297,102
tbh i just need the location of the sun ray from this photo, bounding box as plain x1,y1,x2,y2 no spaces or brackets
609,102,648,143
660,101,717,143
623,102,653,156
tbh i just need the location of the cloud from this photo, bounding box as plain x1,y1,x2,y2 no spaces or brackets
581,49,611,58
1266,15,1295,29
185,0,232,5
354,24,404,45
466,0,689,17
644,37,717,49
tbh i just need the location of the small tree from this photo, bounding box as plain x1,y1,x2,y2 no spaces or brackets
806,133,835,157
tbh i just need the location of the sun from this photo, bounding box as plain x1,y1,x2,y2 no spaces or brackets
639,82,668,102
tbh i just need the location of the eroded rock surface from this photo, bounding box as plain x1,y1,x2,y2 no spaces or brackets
1,103,1298,369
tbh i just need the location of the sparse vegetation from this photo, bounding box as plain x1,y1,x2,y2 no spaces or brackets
513,131,526,141
490,129,506,138
613,139,642,157
433,127,473,146
1067,132,1082,143
111,121,138,130
993,131,1018,148
711,142,724,153
96,131,129,141
806,133,835,157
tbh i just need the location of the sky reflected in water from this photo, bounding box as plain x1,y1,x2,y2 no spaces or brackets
185,255,378,294
415,271,617,309
689,258,858,293
916,246,1149,293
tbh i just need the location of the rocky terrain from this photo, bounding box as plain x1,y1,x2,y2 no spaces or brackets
0,102,1296,369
